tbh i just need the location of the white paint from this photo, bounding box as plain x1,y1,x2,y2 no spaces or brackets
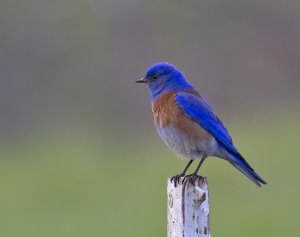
168,177,212,237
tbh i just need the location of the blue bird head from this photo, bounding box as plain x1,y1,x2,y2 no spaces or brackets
136,62,194,101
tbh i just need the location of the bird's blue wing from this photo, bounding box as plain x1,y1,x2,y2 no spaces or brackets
176,92,267,186
175,92,242,159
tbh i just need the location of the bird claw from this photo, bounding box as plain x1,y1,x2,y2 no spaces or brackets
182,173,199,186
170,174,185,187
171,173,201,187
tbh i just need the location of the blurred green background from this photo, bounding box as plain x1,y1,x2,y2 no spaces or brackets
1,0,299,236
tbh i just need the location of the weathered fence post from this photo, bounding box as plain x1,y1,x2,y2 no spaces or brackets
167,176,211,237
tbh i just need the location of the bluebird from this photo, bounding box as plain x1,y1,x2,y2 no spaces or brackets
136,62,266,187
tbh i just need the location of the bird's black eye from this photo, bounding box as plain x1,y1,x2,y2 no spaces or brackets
152,74,158,80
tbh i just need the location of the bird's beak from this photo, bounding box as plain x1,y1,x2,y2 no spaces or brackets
135,77,147,83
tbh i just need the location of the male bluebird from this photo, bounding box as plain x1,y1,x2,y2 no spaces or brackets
136,62,266,187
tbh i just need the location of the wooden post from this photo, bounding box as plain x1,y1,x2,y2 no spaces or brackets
167,176,212,237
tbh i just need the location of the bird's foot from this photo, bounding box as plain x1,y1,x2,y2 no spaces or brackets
182,173,201,186
170,173,186,187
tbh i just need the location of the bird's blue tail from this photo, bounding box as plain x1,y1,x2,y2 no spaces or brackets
229,154,267,187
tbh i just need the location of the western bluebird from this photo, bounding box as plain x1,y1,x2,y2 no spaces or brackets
136,62,266,187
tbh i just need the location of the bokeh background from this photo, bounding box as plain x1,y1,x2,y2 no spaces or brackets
1,0,299,236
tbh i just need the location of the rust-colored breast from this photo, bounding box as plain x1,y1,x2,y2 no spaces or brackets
152,91,179,128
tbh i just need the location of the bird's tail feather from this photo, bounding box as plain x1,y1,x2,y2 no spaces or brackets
229,155,267,187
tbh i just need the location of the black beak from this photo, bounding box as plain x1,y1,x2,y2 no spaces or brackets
135,78,147,83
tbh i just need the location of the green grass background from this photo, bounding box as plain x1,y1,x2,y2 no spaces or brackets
0,114,298,237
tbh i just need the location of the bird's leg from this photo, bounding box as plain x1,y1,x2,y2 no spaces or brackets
183,155,207,185
171,159,194,187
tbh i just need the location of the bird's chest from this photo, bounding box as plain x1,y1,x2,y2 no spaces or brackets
152,91,181,128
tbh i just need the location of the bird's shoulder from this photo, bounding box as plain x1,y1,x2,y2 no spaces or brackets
152,90,201,127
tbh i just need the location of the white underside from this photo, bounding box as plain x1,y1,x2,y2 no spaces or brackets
156,125,223,160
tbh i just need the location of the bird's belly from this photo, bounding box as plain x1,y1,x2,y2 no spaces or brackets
156,124,219,159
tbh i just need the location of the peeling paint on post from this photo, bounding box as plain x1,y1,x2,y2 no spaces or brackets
167,176,212,237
